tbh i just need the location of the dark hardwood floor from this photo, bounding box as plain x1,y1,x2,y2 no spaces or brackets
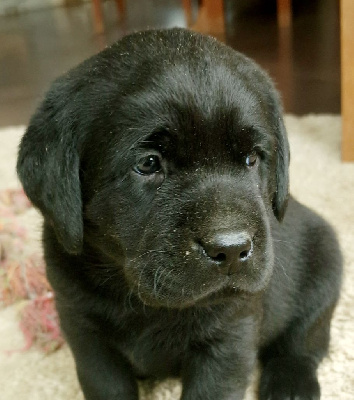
0,0,340,127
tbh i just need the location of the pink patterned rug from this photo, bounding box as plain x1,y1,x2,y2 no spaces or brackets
0,188,64,353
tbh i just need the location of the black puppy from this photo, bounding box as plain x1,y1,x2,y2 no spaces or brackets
17,28,342,400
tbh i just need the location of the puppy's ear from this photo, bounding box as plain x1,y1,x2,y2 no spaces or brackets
272,113,290,221
17,91,83,254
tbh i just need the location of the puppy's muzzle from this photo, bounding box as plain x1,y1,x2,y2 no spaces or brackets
197,231,253,276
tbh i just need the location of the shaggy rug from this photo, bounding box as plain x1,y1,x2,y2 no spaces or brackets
0,115,353,399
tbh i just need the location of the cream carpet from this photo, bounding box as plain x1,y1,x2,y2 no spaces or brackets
0,115,353,399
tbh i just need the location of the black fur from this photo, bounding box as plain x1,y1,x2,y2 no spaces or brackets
17,29,342,400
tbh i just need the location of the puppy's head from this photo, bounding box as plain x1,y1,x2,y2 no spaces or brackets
17,29,289,308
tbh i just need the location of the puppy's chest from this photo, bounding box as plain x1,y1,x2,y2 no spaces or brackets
112,309,228,379
116,316,194,378
107,300,255,379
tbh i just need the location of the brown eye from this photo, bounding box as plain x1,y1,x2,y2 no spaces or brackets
245,152,258,167
134,155,162,175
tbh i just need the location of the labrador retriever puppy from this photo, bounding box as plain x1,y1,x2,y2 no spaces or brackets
17,28,342,400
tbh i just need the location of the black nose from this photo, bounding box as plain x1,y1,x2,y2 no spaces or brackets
200,232,253,275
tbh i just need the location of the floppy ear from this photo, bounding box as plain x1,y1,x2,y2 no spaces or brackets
17,91,83,254
272,113,290,221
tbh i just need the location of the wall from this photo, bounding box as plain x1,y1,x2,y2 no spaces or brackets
0,0,64,16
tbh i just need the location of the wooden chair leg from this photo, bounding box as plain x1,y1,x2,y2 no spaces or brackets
341,0,354,161
183,0,225,36
277,0,292,28
182,0,193,26
114,0,125,17
92,0,104,34
92,0,125,34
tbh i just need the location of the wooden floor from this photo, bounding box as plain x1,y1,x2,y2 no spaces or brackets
0,0,340,127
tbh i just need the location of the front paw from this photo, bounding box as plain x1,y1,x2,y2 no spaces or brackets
259,357,320,400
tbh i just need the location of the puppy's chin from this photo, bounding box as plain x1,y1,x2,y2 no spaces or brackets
127,277,271,309
123,257,274,309
129,278,228,309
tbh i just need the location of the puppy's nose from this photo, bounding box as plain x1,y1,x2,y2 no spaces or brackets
200,232,253,275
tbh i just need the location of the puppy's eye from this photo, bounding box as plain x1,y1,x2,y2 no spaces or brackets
134,155,162,175
245,151,258,167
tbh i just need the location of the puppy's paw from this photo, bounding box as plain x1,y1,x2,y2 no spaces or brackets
259,357,320,400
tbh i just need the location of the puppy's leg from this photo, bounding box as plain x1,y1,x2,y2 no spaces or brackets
62,326,138,400
181,317,258,400
259,226,342,400
259,355,321,400
258,308,334,400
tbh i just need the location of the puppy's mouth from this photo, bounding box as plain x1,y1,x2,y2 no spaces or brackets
124,248,272,309
125,264,232,309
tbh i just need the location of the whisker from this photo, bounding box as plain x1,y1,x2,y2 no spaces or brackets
124,288,138,314
153,265,166,296
132,249,170,261
273,238,299,246
157,268,175,298
274,256,295,285
98,271,119,287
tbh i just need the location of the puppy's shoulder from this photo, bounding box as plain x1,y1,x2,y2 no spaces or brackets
272,195,342,279
275,196,337,238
